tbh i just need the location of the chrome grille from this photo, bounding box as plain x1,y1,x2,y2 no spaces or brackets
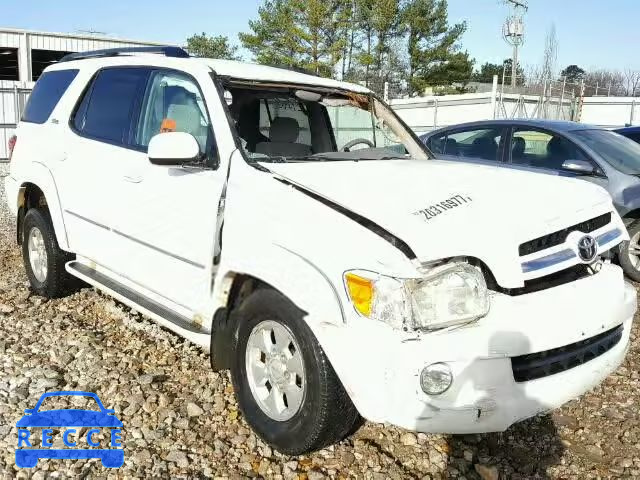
519,213,612,257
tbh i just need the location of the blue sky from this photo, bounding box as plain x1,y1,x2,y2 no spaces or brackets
4,0,638,71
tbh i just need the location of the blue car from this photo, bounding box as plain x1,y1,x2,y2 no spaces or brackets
16,391,123,468
420,119,640,281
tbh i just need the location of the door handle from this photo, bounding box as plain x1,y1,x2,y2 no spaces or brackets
123,175,143,183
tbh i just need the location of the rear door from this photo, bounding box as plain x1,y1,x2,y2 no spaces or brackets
426,125,508,166
57,67,151,268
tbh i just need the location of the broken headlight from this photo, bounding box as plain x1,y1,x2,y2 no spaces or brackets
345,262,490,331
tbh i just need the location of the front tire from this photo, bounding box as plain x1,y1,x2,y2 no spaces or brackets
230,288,360,455
618,219,640,282
21,208,76,298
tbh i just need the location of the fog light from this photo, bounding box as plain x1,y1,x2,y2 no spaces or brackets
420,363,453,395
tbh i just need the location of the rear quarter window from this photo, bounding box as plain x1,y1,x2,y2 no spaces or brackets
21,69,79,124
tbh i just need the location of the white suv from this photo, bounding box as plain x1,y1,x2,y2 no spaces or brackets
4,46,636,454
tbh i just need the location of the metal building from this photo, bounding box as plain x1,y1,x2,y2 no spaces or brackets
1,28,167,160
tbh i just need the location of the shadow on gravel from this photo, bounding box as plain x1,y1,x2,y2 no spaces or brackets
442,331,566,479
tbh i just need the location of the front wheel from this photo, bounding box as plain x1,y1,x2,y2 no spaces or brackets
229,288,361,455
618,219,640,282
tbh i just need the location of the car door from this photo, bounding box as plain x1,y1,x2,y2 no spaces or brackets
109,68,227,314
57,67,151,269
507,126,609,189
426,125,508,166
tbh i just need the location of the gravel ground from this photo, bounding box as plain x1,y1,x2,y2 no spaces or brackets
0,164,639,479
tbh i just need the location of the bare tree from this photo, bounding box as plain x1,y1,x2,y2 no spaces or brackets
541,23,558,81
584,69,625,96
524,63,543,87
623,68,640,96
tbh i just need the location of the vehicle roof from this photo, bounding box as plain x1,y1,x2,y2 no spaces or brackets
423,119,599,137
614,125,640,133
47,54,370,94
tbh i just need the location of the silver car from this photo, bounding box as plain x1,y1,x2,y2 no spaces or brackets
421,119,640,281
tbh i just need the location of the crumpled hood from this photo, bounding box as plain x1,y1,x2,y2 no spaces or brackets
266,159,614,288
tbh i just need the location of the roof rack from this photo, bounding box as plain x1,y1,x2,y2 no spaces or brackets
59,46,190,63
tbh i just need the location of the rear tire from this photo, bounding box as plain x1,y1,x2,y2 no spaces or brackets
21,208,77,298
229,288,361,455
618,220,640,282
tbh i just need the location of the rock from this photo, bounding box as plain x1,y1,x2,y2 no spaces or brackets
166,450,189,468
474,464,499,480
400,432,418,446
174,417,189,429
585,445,606,463
138,374,155,384
463,450,474,462
0,303,14,314
621,457,633,468
340,451,356,466
186,402,204,417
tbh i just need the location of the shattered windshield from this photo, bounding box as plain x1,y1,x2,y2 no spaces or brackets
224,83,430,163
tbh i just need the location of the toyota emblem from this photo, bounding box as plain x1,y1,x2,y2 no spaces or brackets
577,235,598,263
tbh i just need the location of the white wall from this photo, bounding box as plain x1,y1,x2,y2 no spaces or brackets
580,97,640,128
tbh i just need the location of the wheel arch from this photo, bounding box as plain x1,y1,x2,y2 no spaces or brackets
209,245,346,371
622,208,640,226
15,162,69,251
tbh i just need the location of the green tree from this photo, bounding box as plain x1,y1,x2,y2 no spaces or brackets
502,58,525,85
472,62,503,83
239,0,347,77
560,64,586,83
473,59,524,85
238,0,299,68
186,33,239,60
403,0,471,95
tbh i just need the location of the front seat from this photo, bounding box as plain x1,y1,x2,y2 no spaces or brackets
545,136,570,169
471,136,497,160
511,137,526,164
165,88,208,150
255,117,312,158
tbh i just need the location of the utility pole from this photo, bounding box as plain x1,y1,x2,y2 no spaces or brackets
503,0,528,88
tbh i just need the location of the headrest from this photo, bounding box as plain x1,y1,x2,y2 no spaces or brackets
547,137,567,156
512,137,526,155
270,117,300,143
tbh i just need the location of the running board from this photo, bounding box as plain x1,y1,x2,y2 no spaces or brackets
66,261,209,344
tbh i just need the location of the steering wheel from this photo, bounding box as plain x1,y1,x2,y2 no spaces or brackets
342,138,375,152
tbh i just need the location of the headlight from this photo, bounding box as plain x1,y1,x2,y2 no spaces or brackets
344,262,490,331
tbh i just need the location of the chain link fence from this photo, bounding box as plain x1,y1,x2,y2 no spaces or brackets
0,85,30,162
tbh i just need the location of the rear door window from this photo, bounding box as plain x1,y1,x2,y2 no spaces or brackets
73,68,150,145
22,69,79,124
429,127,504,161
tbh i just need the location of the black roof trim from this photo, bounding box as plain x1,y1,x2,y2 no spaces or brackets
59,46,190,63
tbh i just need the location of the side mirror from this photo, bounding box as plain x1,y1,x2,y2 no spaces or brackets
561,159,595,175
148,132,201,166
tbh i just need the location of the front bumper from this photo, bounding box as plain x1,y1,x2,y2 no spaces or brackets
317,264,636,434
